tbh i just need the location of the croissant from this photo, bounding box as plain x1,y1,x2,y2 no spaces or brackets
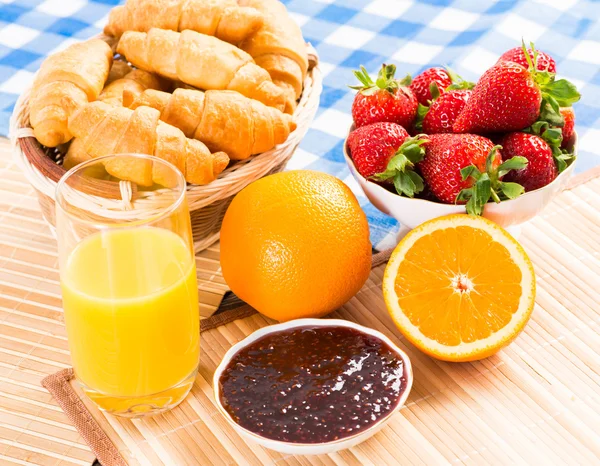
124,87,296,160
64,68,167,167
68,101,229,186
105,0,263,45
29,39,113,147
239,0,308,113
99,69,167,106
116,28,287,112
105,60,132,85
63,138,91,171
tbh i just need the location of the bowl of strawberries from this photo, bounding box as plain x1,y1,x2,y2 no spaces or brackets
344,43,579,230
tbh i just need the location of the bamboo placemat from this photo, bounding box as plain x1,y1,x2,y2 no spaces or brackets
1,138,599,465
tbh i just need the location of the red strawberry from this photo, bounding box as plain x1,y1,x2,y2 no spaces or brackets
408,67,474,107
419,134,499,204
347,122,426,197
498,47,556,73
419,134,527,214
524,120,575,173
422,89,472,134
500,132,557,191
559,107,575,149
453,61,541,133
409,67,452,106
350,64,418,129
454,44,580,134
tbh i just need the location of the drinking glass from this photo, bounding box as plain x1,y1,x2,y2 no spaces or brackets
55,154,199,418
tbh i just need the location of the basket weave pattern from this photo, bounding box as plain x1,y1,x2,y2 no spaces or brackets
10,43,322,252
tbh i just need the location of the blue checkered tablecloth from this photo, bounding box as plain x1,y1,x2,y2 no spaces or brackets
1,0,599,249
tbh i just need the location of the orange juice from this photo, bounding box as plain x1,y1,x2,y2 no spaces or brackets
60,227,199,415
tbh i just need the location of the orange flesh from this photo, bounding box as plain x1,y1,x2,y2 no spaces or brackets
394,226,523,346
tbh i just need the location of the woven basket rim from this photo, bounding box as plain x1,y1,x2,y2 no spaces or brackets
10,38,322,212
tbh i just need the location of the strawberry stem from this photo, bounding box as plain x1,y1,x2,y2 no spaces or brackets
373,136,428,198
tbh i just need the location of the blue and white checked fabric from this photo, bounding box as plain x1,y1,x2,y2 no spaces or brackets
1,0,599,249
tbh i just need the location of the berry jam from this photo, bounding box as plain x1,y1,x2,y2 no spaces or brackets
219,325,408,444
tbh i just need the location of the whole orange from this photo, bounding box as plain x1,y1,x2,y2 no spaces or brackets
220,170,372,321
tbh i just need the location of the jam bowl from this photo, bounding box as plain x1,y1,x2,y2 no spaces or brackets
343,127,577,231
213,318,413,455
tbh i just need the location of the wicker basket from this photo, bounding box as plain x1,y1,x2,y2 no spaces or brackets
10,43,322,252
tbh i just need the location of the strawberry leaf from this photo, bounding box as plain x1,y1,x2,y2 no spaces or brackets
413,103,430,131
543,79,581,107
459,175,492,216
349,66,374,90
460,165,480,182
429,82,441,101
541,127,563,146
498,156,528,178
554,151,575,173
406,170,425,193
373,136,427,198
456,148,527,215
398,74,412,86
534,71,554,87
521,39,535,70
525,109,577,172
379,152,409,177
527,120,551,134
499,182,525,199
393,172,417,198
350,64,400,95
524,41,581,125
403,140,427,164
445,66,475,90
539,98,564,127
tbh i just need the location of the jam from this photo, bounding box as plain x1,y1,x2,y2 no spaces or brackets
219,325,408,443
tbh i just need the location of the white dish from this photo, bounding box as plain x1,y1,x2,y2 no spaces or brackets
343,129,576,230
213,318,413,455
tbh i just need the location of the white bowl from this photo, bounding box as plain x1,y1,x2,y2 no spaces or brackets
343,131,576,230
213,318,413,455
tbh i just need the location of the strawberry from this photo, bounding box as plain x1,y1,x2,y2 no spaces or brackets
409,67,452,106
350,64,418,129
347,122,426,197
421,89,472,134
498,46,556,73
408,67,474,106
453,43,580,134
419,134,527,214
499,132,557,191
524,120,575,173
559,107,575,149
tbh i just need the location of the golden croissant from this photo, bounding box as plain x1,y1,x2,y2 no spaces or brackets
99,69,167,106
29,39,113,147
63,138,91,171
105,60,132,85
116,28,287,112
239,0,308,113
68,101,229,186
124,87,296,160
105,0,263,45
64,65,166,169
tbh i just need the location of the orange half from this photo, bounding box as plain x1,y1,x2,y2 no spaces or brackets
383,215,536,362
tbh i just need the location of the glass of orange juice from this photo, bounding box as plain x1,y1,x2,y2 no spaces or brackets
55,154,199,418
